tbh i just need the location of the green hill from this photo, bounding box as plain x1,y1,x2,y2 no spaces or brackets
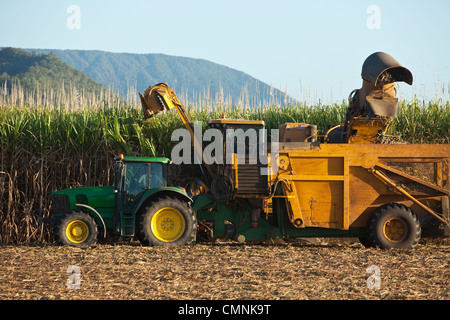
27,49,292,106
0,47,105,94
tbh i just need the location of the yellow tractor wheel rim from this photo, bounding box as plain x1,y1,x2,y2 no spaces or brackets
151,207,185,242
383,217,407,242
66,220,89,243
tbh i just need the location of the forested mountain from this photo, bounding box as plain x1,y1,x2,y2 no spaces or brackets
0,47,105,93
28,49,291,106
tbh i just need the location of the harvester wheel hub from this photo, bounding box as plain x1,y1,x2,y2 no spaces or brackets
383,217,407,242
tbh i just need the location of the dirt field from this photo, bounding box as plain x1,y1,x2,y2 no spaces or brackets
0,238,448,300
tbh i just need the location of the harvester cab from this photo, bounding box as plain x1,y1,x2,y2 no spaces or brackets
326,52,413,144
207,118,270,201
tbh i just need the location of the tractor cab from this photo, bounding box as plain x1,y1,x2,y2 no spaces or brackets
113,155,172,235
114,155,169,211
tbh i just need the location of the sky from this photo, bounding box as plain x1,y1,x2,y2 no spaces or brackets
1,0,449,103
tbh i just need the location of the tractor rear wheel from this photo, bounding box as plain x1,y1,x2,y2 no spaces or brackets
368,203,421,249
56,211,98,247
137,196,197,246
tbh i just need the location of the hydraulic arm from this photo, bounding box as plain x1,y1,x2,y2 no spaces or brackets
139,83,215,184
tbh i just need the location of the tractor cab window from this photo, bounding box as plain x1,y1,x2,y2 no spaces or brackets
122,162,166,208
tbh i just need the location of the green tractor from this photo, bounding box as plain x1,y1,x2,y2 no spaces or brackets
42,155,197,247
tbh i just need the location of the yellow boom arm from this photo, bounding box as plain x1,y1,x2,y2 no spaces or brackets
139,83,215,183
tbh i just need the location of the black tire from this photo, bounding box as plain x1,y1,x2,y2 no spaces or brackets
368,203,421,249
136,196,197,247
56,211,98,247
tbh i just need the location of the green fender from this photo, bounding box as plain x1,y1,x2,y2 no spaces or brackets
135,187,192,212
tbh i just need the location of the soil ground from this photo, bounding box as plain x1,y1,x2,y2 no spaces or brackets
0,238,448,300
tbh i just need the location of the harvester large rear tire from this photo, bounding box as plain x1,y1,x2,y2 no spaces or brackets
137,196,197,247
368,203,421,249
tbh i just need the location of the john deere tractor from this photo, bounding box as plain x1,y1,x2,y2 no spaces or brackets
42,155,197,247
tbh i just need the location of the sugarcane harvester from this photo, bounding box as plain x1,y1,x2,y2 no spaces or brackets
139,52,449,249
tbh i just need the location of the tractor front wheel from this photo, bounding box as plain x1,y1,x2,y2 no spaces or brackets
56,211,98,247
137,196,197,246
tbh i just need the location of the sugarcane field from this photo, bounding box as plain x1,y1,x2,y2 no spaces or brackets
1,3,450,305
